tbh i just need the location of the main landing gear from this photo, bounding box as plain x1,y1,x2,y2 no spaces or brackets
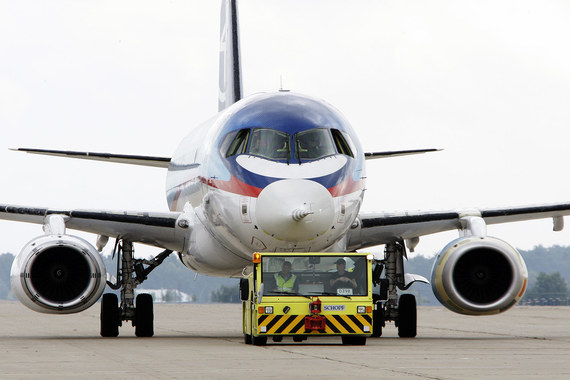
371,242,419,339
100,239,172,337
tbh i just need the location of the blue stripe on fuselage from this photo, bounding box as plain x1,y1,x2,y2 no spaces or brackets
211,92,365,194
226,155,354,191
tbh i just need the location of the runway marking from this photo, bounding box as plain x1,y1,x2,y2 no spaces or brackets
424,326,570,341
259,346,443,379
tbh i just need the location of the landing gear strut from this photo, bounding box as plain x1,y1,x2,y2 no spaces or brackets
371,241,418,338
100,239,172,337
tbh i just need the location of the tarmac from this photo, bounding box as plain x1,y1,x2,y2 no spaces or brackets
0,301,569,379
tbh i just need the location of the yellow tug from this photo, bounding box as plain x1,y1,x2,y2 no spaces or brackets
241,252,375,345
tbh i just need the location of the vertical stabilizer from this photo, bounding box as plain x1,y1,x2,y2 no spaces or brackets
218,0,243,111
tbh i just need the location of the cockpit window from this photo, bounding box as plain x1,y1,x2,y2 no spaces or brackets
331,129,354,158
220,130,238,157
226,129,250,157
295,128,336,160
248,128,290,160
223,127,354,162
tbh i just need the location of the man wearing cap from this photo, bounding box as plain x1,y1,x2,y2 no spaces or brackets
274,261,297,293
330,258,357,291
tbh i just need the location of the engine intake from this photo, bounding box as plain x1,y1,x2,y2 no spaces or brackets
431,236,528,315
11,234,106,314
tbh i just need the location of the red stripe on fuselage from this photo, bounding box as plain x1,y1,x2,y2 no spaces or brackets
328,177,364,197
201,176,262,197
200,175,362,198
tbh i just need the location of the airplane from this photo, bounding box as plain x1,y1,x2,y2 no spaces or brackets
3,0,570,338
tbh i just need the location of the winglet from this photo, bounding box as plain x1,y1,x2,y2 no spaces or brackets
218,0,243,111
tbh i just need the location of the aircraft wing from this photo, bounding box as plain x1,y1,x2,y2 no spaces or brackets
347,203,570,251
364,148,441,160
12,148,171,168
0,204,187,251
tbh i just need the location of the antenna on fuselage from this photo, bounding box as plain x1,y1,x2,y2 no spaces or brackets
218,0,243,111
278,75,290,92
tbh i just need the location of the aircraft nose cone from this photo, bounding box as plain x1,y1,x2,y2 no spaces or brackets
256,179,334,242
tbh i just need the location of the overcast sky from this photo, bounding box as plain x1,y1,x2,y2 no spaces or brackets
1,0,570,259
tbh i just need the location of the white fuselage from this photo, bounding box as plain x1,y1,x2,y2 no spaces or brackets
166,92,366,276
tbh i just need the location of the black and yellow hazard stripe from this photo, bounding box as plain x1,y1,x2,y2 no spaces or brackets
257,314,372,335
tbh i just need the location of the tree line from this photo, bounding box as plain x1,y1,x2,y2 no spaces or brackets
0,244,569,303
0,253,238,303
395,245,570,305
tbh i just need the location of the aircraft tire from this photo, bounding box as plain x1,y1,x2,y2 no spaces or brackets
135,293,154,337
252,335,267,346
397,294,417,338
372,294,383,337
100,293,120,337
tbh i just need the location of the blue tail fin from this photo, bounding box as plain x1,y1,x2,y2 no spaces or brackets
218,0,242,111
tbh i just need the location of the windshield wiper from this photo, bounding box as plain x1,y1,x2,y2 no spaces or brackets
308,291,352,299
268,291,312,299
295,137,302,165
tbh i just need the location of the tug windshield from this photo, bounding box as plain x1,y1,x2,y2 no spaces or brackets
261,255,368,297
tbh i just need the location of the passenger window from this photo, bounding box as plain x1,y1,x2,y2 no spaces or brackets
295,128,336,160
226,129,250,157
331,129,354,158
248,128,290,160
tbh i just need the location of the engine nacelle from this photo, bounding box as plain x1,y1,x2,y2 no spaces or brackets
10,234,106,314
431,236,528,315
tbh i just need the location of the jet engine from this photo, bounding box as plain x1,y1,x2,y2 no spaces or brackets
431,236,528,315
10,234,107,314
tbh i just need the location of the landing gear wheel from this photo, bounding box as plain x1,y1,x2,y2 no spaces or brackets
100,293,120,337
341,336,366,345
252,335,267,346
372,294,384,337
397,294,417,338
135,293,154,337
